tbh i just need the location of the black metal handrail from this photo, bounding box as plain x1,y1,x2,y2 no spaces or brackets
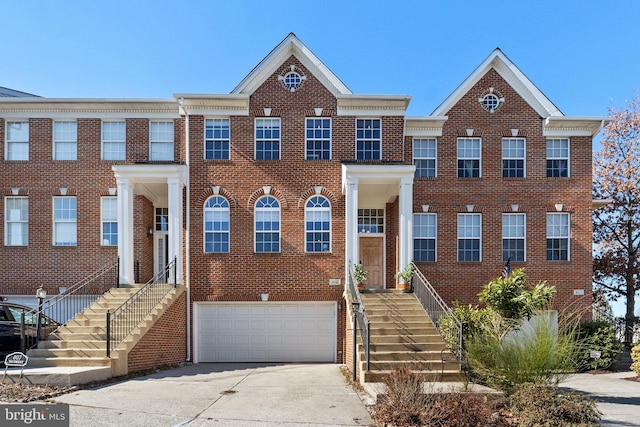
347,261,370,375
106,257,177,357
411,262,463,360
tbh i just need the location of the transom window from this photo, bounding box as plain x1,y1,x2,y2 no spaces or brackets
502,213,525,262
305,196,331,253
458,213,481,262
102,121,126,161
255,196,280,253
413,213,436,262
205,118,230,160
413,139,437,178
150,121,174,161
53,196,77,246
502,138,525,178
4,196,28,246
255,118,281,160
155,208,168,232
356,119,381,160
546,139,569,177
204,196,230,253
358,209,384,233
101,197,118,246
457,138,481,178
6,121,29,160
547,212,570,261
53,121,77,160
305,118,331,160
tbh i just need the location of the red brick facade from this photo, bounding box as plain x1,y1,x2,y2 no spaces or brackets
0,35,602,365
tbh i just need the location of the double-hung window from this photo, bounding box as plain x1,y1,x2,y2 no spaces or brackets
305,118,331,160
4,196,28,246
457,138,481,178
305,196,331,252
101,197,118,246
502,138,525,178
502,213,525,262
204,196,230,253
255,196,280,252
546,139,569,177
413,213,436,262
458,213,481,262
53,196,77,246
205,118,230,160
356,119,381,160
54,121,77,160
255,118,280,160
150,121,174,161
547,212,570,260
102,121,126,161
6,121,29,160
413,139,437,178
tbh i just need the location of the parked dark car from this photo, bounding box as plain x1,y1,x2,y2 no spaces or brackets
0,299,60,361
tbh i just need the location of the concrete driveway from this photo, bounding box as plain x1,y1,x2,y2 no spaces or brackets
54,363,374,426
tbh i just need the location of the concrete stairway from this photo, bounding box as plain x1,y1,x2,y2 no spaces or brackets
26,284,184,382
358,291,463,383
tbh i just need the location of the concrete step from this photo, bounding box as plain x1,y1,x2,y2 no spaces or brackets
58,325,106,334
363,350,453,362
55,332,107,341
363,369,464,383
28,347,107,358
369,327,439,336
367,334,445,344
0,366,112,386
27,356,111,367
38,340,106,350
364,342,447,352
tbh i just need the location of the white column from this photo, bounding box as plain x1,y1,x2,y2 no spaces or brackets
398,178,414,270
344,178,359,284
117,178,134,284
167,178,184,284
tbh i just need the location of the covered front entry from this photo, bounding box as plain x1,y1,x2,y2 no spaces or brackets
194,302,337,363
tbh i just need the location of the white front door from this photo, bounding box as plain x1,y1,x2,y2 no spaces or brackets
154,233,169,281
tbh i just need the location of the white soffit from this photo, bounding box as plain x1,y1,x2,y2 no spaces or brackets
231,32,352,97
0,98,179,119
336,95,411,117
431,48,563,118
175,94,250,116
543,116,611,137
405,116,448,137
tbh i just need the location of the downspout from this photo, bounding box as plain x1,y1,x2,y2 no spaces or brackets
180,97,192,362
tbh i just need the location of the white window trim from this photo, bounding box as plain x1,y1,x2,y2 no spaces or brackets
501,138,526,178
53,196,77,246
203,195,230,253
149,120,175,161
101,196,118,246
254,118,281,161
254,195,281,253
457,213,482,262
546,138,570,177
304,195,331,253
502,213,526,262
4,196,28,246
413,213,437,262
5,121,29,161
457,137,482,178
413,138,437,178
305,117,332,160
53,120,78,161
204,117,231,160
546,212,571,261
355,118,382,160
101,120,126,161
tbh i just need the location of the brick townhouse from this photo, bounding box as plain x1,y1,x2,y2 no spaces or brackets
0,33,606,367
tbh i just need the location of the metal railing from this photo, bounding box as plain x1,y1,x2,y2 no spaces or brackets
411,262,463,360
106,257,177,357
347,261,370,375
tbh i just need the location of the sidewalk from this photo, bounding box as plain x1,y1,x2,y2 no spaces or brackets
559,371,640,427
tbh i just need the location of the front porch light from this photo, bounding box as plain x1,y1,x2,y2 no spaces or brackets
147,227,154,236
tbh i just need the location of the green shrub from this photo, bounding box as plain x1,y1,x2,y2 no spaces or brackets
478,268,555,319
632,342,640,377
575,320,624,371
438,302,506,351
510,384,601,426
465,311,579,394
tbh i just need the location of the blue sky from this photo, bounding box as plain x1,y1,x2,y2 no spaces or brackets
3,0,639,315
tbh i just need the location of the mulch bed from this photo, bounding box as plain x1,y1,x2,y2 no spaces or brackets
0,382,77,403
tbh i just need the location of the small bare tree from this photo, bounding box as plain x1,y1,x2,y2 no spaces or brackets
593,94,640,347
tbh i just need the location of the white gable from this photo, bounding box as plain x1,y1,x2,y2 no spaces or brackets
432,48,563,118
231,33,352,96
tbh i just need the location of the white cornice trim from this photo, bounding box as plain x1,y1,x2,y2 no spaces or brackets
336,95,410,117
0,98,179,119
231,33,352,97
176,94,250,116
432,48,562,118
405,116,448,137
543,116,611,137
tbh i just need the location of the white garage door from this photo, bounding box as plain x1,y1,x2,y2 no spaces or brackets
195,302,336,363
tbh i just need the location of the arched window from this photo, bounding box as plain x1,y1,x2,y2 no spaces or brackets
305,196,331,253
255,195,280,253
204,196,230,253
